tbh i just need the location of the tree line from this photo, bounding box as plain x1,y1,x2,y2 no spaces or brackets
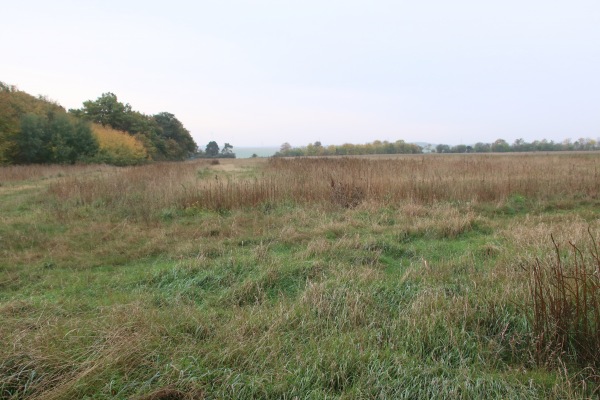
274,137,600,158
275,140,423,157
0,82,198,165
432,138,600,153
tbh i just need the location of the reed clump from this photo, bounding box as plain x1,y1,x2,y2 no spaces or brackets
524,230,600,373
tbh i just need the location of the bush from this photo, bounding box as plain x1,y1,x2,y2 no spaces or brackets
91,124,148,165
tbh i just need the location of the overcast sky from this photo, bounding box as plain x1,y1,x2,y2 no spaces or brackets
2,0,599,147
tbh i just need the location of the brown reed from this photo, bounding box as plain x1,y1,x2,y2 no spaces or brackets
38,153,600,217
525,229,600,372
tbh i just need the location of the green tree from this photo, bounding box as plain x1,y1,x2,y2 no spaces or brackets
15,113,98,164
48,112,77,163
73,92,130,130
153,112,197,159
221,143,233,155
280,142,292,153
306,141,324,156
72,119,99,160
491,139,510,152
205,141,220,157
473,142,491,152
16,113,50,163
436,144,450,153
48,114,98,164
383,141,395,154
451,144,468,153
512,138,526,152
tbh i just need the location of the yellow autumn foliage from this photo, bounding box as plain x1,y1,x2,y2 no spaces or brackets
92,124,148,165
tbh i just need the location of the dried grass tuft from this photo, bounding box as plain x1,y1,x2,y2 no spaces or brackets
523,229,600,373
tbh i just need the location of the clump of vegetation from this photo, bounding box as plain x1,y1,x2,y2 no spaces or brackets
15,112,98,164
0,82,198,165
330,179,365,208
91,124,148,165
524,230,600,373
0,82,97,165
70,92,197,161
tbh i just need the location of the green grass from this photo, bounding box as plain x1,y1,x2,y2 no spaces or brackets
1,161,598,399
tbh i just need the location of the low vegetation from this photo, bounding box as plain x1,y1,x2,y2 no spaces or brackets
1,153,599,399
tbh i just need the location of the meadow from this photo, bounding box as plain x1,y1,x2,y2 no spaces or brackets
1,153,599,399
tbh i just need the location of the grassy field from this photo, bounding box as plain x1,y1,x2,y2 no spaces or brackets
1,154,599,399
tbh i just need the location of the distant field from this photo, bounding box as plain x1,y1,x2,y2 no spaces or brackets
1,154,599,399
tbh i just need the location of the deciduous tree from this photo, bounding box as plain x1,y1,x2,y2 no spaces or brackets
205,141,220,157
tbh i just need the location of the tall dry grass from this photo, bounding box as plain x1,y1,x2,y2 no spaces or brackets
266,154,600,204
0,164,112,184
43,153,600,218
524,230,600,373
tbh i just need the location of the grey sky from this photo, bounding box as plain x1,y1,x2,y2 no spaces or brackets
2,0,599,147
